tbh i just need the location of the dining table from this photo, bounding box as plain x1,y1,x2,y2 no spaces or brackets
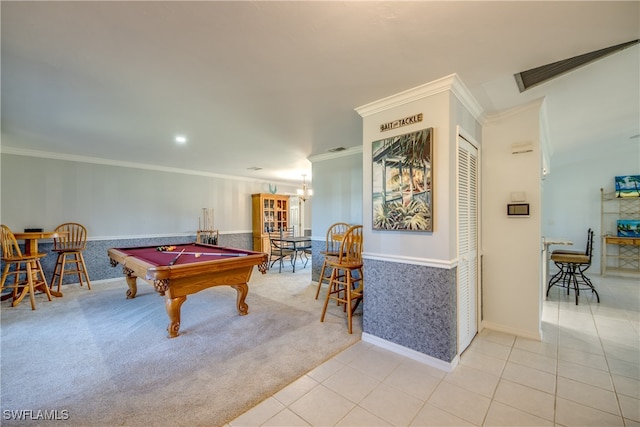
13,231,66,256
277,236,312,273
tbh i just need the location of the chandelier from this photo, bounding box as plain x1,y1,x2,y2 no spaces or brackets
297,174,313,202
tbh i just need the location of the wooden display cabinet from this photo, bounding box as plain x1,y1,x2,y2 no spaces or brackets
251,193,289,253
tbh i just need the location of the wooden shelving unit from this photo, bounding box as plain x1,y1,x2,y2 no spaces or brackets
600,188,640,276
251,193,289,253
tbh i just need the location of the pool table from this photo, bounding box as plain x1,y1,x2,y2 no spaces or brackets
108,243,268,338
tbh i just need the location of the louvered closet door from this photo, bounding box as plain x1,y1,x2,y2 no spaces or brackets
458,136,479,353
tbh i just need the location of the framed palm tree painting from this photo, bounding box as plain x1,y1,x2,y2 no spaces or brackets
372,127,433,231
615,175,640,198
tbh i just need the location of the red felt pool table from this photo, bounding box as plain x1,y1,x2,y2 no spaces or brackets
108,243,268,338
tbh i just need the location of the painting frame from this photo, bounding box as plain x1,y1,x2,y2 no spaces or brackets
372,127,433,231
617,219,640,237
615,175,640,198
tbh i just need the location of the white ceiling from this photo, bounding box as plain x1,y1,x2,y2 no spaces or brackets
2,1,638,185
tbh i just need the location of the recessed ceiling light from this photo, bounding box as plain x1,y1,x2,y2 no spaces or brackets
175,135,187,144
247,166,263,171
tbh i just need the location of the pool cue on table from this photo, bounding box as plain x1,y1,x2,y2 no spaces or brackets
160,251,248,257
168,249,186,266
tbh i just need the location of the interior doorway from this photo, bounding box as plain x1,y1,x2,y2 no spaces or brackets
289,196,303,236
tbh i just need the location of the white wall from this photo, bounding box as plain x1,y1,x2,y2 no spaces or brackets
542,139,640,273
1,153,298,238
482,100,544,339
309,148,363,239
360,90,454,265
356,75,483,268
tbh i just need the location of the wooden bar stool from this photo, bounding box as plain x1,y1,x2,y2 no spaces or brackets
315,222,349,299
1,225,52,310
320,225,363,333
50,222,92,294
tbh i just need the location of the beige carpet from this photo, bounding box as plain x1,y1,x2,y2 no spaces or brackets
0,266,361,426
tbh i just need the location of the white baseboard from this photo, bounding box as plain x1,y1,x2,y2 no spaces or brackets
362,333,459,373
481,321,542,341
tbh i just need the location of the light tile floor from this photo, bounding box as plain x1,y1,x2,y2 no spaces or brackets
229,274,639,426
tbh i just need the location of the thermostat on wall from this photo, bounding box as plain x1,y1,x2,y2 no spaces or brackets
507,203,530,216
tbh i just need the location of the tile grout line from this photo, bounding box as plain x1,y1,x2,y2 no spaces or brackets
551,293,560,427
588,284,628,425
479,333,517,427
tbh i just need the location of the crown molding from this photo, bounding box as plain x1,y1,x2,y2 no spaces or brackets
0,146,291,185
355,73,484,123
483,97,545,124
449,74,485,123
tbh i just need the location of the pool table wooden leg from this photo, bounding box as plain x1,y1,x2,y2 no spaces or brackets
231,283,249,315
165,295,186,338
124,275,138,299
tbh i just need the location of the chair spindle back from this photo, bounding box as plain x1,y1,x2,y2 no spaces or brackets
53,223,87,252
337,225,363,264
326,222,349,254
0,225,23,259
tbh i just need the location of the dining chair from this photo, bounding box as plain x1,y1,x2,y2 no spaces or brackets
50,222,92,294
268,227,295,273
0,224,52,310
547,229,598,305
315,222,350,299
301,246,312,269
320,224,363,333
552,228,593,257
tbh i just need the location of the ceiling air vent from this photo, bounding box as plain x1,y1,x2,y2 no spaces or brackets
514,39,639,92
328,147,346,152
